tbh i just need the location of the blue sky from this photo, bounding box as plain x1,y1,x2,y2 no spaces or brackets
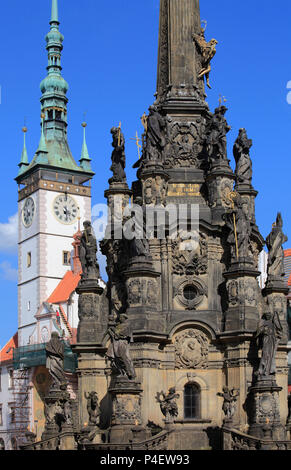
0,0,291,346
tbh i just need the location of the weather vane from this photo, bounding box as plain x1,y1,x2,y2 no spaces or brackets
130,131,142,160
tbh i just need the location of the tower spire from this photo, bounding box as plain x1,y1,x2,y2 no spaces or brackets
18,126,29,175
51,0,59,24
79,121,92,171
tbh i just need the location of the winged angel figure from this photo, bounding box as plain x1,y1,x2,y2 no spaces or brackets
193,22,218,89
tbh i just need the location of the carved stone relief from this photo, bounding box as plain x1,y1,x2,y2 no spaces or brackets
172,232,208,276
174,329,209,369
164,121,202,169
174,277,207,310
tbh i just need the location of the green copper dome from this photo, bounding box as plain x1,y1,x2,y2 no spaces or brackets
40,74,69,95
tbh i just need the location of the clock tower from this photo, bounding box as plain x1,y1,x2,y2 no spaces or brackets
15,0,94,347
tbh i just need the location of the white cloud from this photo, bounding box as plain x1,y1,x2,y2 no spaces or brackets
0,261,18,282
0,213,18,254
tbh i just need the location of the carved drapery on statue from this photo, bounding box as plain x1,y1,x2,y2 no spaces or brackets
109,126,127,184
79,221,100,280
45,332,67,389
106,314,136,380
233,128,253,186
126,198,151,260
224,196,252,261
255,312,283,378
192,23,218,89
156,387,180,422
143,106,166,164
266,213,288,280
205,106,231,163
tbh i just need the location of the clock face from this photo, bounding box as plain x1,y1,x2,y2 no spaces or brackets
53,194,78,225
22,197,35,227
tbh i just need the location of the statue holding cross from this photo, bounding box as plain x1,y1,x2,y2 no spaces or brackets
109,124,127,185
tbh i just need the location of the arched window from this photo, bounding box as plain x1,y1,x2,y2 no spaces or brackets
0,438,5,450
184,383,201,419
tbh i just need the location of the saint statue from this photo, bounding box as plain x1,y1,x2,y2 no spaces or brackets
127,197,151,260
224,196,252,261
156,387,180,422
109,126,126,184
233,128,253,185
217,387,239,421
79,221,100,280
106,314,136,380
205,106,231,163
255,312,283,378
266,213,288,279
192,25,218,89
45,332,67,390
145,105,166,161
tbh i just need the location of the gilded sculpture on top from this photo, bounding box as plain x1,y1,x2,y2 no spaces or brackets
192,21,218,89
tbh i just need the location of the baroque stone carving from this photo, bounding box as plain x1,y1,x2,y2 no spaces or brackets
109,126,126,184
164,121,201,169
141,105,166,164
174,329,209,369
85,391,101,427
172,233,208,276
217,387,239,421
175,278,207,310
113,396,142,424
192,24,218,89
45,332,67,390
223,195,252,261
143,176,167,206
78,293,99,320
205,106,231,163
156,388,180,422
127,280,142,305
233,128,253,185
79,221,100,281
266,213,288,280
255,312,283,378
106,314,136,380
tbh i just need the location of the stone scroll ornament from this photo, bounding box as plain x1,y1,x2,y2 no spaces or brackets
255,312,283,378
156,388,180,422
217,387,240,421
204,106,231,163
106,314,136,380
79,221,100,280
174,329,209,369
233,128,253,185
109,125,127,184
192,22,218,89
45,332,67,390
266,213,288,279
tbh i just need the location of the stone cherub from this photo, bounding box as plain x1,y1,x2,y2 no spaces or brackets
79,221,100,280
85,391,101,427
205,106,231,163
255,312,283,378
106,314,136,380
192,22,218,89
266,213,288,280
45,332,67,390
233,128,253,186
156,387,180,422
109,126,126,184
217,387,240,421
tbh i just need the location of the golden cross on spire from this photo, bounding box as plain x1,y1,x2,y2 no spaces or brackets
219,95,227,107
130,131,142,160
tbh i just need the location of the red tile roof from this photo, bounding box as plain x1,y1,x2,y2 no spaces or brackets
0,332,18,364
284,249,291,258
48,271,81,304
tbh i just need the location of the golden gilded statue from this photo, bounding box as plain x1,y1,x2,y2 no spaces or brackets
193,22,218,89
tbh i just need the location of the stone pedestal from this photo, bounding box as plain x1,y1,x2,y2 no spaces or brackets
223,258,261,332
263,279,289,345
123,258,163,333
235,183,258,225
206,162,235,216
77,280,107,344
104,182,132,240
109,376,144,444
42,386,74,441
248,377,285,440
